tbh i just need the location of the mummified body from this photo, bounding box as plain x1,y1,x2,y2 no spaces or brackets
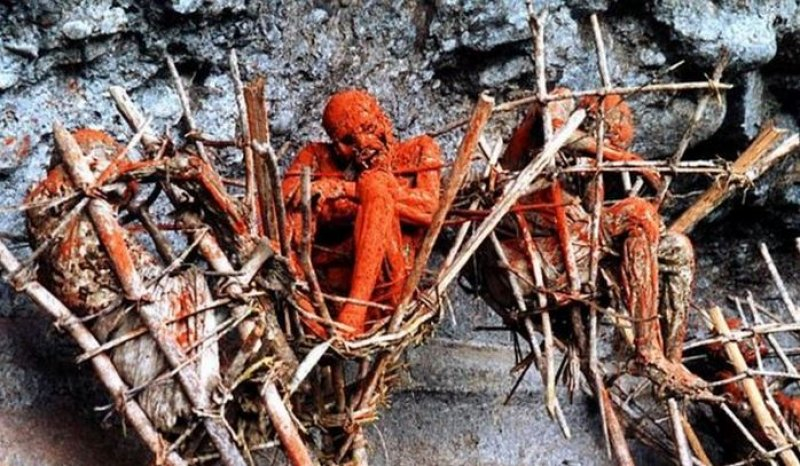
25,129,219,431
282,90,441,337
481,91,706,395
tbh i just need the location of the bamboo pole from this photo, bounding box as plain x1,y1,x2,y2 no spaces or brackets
708,306,800,466
670,127,798,233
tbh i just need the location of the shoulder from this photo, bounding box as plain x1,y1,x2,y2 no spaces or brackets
289,142,336,168
397,135,441,164
295,142,334,160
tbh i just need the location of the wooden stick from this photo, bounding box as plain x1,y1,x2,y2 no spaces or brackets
165,55,210,164
589,13,630,192
743,295,800,446
516,213,562,426
521,317,572,437
436,109,586,292
300,167,335,334
242,76,284,249
680,414,713,466
229,50,260,237
441,136,502,270
684,321,800,351
0,241,188,466
561,161,731,174
528,81,733,103
525,7,568,433
53,122,147,301
525,4,553,141
599,386,635,466
747,292,798,376
392,92,494,326
587,12,608,293
708,306,800,466
588,14,617,460
760,242,800,322
130,201,176,263
242,76,275,239
108,86,161,151
429,81,733,138
670,126,798,233
668,399,693,466
253,139,289,256
491,233,548,399
719,403,774,461
93,115,153,183
657,53,729,204
261,382,315,466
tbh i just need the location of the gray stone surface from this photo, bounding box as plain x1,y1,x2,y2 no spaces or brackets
1,0,800,464
649,0,785,71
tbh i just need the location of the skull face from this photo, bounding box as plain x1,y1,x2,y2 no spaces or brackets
322,90,396,169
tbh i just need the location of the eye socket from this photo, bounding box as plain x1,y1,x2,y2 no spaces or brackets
340,134,356,145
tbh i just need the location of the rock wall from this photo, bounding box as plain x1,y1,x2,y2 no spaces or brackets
1,1,799,464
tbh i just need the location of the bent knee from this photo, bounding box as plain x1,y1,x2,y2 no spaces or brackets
658,232,695,271
357,170,397,199
605,197,660,239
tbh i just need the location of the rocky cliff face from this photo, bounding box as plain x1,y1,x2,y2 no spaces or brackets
1,1,799,464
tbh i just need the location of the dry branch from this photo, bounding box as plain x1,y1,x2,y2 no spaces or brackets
54,122,147,302
436,109,586,291
668,398,693,466
395,92,495,319
244,77,290,255
587,14,617,460
600,386,635,466
670,126,798,234
709,306,799,466
229,50,260,237
492,230,569,436
513,209,561,414
300,167,336,335
680,415,712,466
760,243,800,322
108,86,161,151
166,55,210,163
526,4,553,141
657,53,729,203
524,7,566,426
429,80,733,138
261,382,315,466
